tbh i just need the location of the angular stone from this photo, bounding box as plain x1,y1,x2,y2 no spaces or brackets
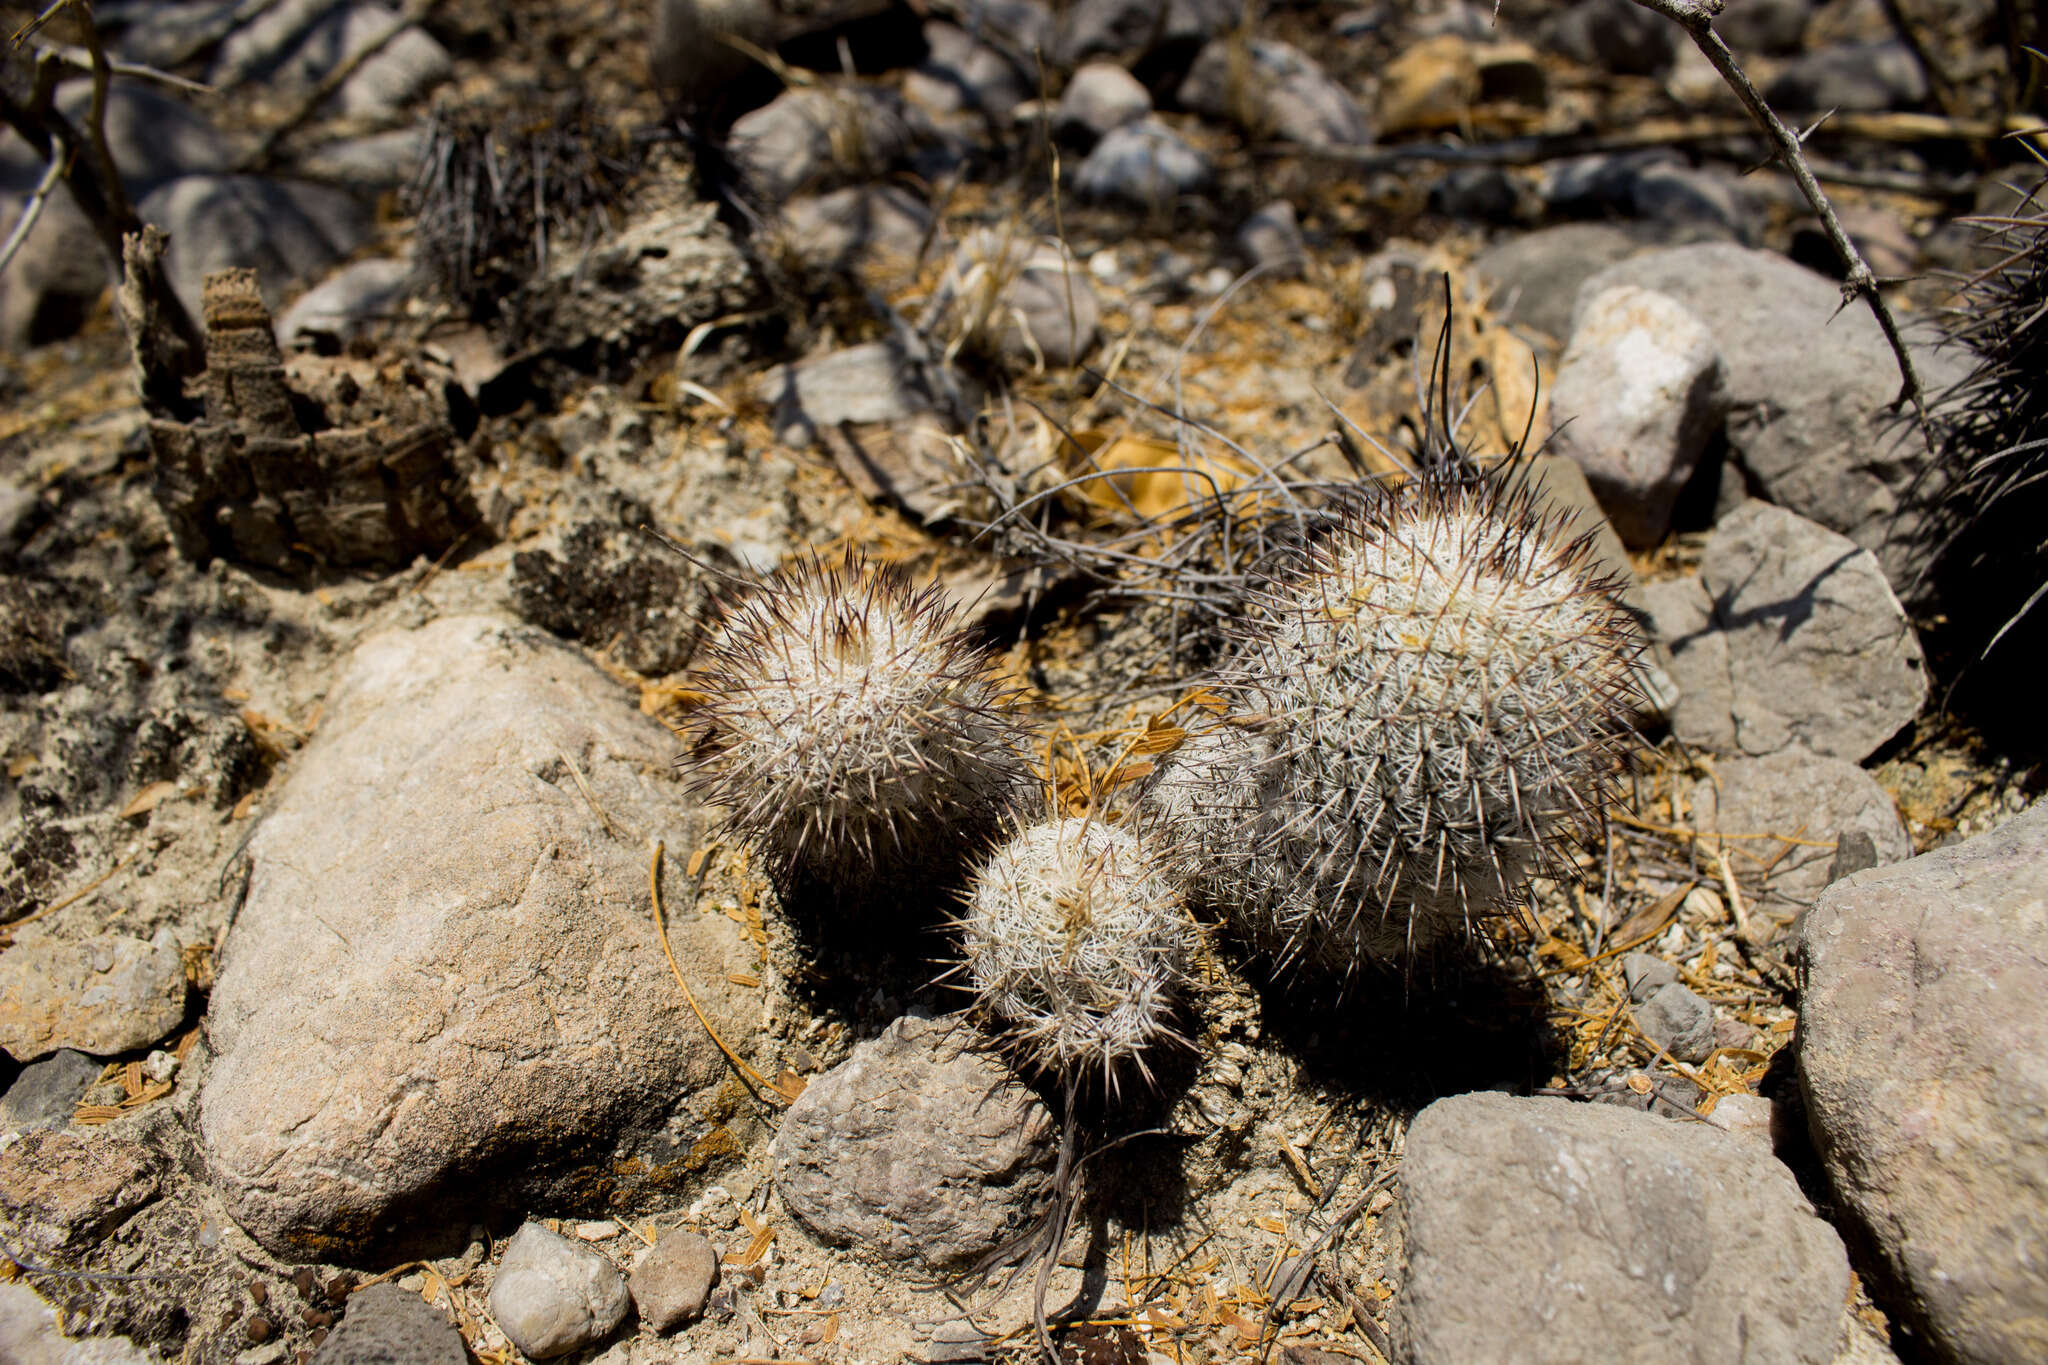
0,1132,158,1255
310,1283,466,1365
137,176,372,325
1636,982,1714,1062
0,1282,155,1365
1686,749,1910,922
0,1050,101,1132
630,1230,719,1332
1549,284,1727,546
1396,1092,1851,1364
1643,502,1927,761
775,186,932,277
0,933,187,1062
1180,38,1371,147
488,1223,630,1359
773,1016,1056,1271
906,21,1030,119
198,617,763,1259
1471,223,1650,344
1057,0,1234,66
946,232,1099,369
1545,0,1675,75
1237,200,1307,278
1074,119,1211,209
276,257,414,354
212,0,450,119
1055,63,1150,143
1571,244,1969,582
729,88,913,204
1766,40,1927,113
1800,802,2048,1365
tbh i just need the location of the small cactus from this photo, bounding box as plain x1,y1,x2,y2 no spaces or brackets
685,554,1032,892
1150,475,1643,976
957,815,1197,1088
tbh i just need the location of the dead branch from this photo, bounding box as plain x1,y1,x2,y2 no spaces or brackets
0,146,64,277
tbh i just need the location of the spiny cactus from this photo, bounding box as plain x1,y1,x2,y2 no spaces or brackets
1917,163,2048,732
956,815,1197,1089
1149,474,1643,977
685,553,1032,892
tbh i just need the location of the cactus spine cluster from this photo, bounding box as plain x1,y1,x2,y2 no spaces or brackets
957,816,1196,1088
1150,475,1643,977
685,553,1031,891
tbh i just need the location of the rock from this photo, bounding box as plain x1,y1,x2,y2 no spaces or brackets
1827,830,1881,885
1704,1092,1778,1147
0,190,105,351
0,1283,156,1365
291,127,429,193
906,21,1030,120
776,185,933,276
1376,35,1480,135
0,1050,101,1131
1642,502,1927,761
508,201,759,354
309,1283,466,1365
729,87,913,204
488,1223,631,1359
773,1015,1056,1271
1717,0,1812,53
630,1230,719,1332
1057,0,1234,66
510,522,717,679
1627,162,1755,242
1548,284,1727,546
1636,982,1714,1062
0,1131,158,1254
1179,38,1372,148
945,231,1099,369
1055,63,1150,143
51,83,231,196
1685,749,1910,921
927,1320,993,1361
1074,118,1211,210
276,257,414,354
1471,224,1650,344
1427,166,1523,223
0,931,187,1061
1766,41,1927,113
1619,951,1677,1000
1800,801,2048,1365
1571,243,1968,579
1474,40,1548,106
212,0,451,119
1545,0,1675,75
198,616,764,1258
1541,149,1672,219
1236,200,1307,277
137,175,372,324
1396,1092,1851,1364
759,339,945,446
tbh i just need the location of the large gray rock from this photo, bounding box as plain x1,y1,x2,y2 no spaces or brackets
773,1015,1056,1271
199,616,762,1259
1471,223,1649,344
1397,1091,1852,1364
0,1050,101,1132
1642,501,1927,761
1572,244,1967,581
906,21,1030,120
1178,38,1372,148
137,175,372,325
1056,62,1151,143
51,83,232,195
1766,41,1927,113
630,1230,719,1332
488,1223,630,1359
729,88,913,204
212,0,451,119
310,1282,466,1365
1057,0,1234,65
276,257,415,353
1686,748,1910,922
1549,284,1726,546
1800,801,2048,1365
944,231,1099,369
0,931,188,1062
775,185,932,276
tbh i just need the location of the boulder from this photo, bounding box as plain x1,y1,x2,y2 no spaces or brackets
0,932,187,1062
1397,1091,1852,1363
1641,501,1927,761
1800,801,2048,1365
198,616,763,1259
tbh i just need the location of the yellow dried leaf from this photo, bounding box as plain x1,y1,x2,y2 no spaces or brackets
726,973,761,988
1129,726,1185,755
1061,432,1263,524
1254,1215,1287,1235
686,847,711,877
6,754,37,778
119,781,178,819
1626,1074,1654,1095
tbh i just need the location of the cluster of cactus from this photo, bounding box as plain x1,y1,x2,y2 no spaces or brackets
954,816,1196,1090
1916,161,2048,726
1147,475,1643,978
684,472,1642,1077
683,553,1032,892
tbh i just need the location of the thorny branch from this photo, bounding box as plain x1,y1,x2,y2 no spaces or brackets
1622,0,1933,432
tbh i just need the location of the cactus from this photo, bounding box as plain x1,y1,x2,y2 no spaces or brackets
956,815,1197,1088
1149,474,1643,977
685,553,1032,893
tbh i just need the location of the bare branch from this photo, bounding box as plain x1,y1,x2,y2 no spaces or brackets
1622,0,1932,429
0,147,65,278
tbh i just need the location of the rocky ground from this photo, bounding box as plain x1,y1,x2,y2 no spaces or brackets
2,0,2045,1361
